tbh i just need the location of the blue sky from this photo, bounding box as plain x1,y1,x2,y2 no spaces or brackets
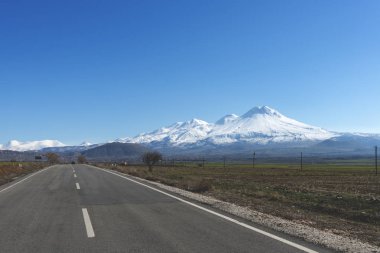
1,0,379,145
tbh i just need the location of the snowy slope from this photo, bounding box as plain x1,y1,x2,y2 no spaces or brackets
0,140,105,152
130,119,213,144
40,141,101,153
0,140,65,151
121,106,336,146
208,106,335,144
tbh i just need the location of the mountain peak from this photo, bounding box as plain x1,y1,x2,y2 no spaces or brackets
241,106,281,118
7,140,21,146
79,141,92,146
215,114,239,125
186,118,209,125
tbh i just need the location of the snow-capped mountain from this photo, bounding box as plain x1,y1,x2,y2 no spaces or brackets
39,141,101,153
121,106,336,147
79,141,93,146
0,140,100,152
130,118,213,145
1,106,378,156
0,140,65,152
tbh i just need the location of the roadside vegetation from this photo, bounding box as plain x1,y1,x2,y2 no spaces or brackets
77,155,87,164
45,152,60,164
142,151,162,172
96,162,380,246
0,162,46,186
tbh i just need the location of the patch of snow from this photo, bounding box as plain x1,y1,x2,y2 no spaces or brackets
115,137,132,143
79,141,93,146
215,114,239,125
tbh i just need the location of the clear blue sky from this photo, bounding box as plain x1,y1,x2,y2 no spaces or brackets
1,0,379,145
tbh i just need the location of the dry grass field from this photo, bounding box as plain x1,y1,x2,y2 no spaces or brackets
98,163,380,246
0,162,46,185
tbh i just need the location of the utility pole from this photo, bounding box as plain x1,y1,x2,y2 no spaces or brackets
301,152,303,171
252,152,256,169
376,146,378,175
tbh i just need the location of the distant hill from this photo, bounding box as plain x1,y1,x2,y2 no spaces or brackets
312,134,380,152
81,142,149,161
0,150,41,161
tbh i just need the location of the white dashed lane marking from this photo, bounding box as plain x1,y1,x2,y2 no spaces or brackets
82,208,95,238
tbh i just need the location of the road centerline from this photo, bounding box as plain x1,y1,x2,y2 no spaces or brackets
82,208,95,238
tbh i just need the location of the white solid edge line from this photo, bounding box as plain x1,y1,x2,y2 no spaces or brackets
0,167,50,194
82,208,95,238
76,183,80,190
94,166,318,253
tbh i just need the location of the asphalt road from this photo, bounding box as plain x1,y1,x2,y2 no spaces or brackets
0,164,334,253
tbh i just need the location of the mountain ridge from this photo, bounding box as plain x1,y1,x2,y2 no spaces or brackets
122,106,336,146
1,106,379,155
0,140,65,152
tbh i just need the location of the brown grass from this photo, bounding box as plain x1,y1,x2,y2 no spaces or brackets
0,162,46,185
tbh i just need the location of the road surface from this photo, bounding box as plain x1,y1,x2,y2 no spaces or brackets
0,164,334,253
